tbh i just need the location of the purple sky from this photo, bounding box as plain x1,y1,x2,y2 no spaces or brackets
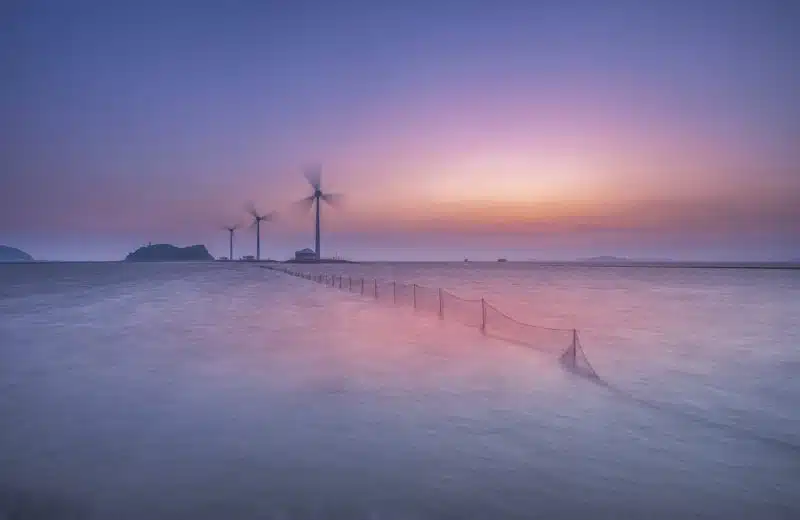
1,0,798,261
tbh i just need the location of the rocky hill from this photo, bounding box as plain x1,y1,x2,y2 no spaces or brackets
125,244,213,262
0,245,34,262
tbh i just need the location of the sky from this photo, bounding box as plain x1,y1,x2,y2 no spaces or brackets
1,0,798,261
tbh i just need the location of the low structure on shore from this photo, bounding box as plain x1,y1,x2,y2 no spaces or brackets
294,248,317,262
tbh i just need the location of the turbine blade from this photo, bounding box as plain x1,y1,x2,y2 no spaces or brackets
293,196,315,214
321,193,344,208
245,201,261,218
303,164,322,190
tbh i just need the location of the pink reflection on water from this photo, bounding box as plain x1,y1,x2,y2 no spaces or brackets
281,262,800,441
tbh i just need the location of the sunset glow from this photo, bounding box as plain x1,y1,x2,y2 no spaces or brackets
1,1,798,260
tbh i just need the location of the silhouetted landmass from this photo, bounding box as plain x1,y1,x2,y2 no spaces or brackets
569,258,799,269
581,256,629,263
0,245,33,262
579,256,675,264
284,258,355,264
125,244,213,262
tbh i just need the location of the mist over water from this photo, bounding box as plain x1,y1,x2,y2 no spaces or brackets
0,262,798,519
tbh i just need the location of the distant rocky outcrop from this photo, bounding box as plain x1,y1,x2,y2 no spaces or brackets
579,256,674,264
0,245,34,262
125,244,213,262
580,256,629,263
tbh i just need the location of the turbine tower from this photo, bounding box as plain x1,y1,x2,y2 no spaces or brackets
297,164,342,260
247,205,275,261
223,224,239,260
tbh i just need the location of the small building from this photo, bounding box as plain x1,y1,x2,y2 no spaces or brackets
242,255,255,261
294,248,317,262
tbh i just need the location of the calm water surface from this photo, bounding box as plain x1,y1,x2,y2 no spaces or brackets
0,262,798,519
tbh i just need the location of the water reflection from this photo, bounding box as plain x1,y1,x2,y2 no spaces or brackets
0,262,798,518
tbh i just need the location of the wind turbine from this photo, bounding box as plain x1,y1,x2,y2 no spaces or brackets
296,164,343,260
223,224,239,260
247,204,276,261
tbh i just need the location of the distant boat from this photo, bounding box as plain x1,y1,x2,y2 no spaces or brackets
497,258,507,263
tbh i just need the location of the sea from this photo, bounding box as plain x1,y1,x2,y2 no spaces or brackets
0,261,798,519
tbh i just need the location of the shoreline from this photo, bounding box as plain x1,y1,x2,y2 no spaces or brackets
2,260,798,270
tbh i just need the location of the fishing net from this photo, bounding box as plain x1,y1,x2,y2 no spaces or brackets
270,267,601,382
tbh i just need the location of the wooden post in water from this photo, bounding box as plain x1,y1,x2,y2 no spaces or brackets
412,284,417,309
374,279,378,299
392,281,396,304
480,298,487,334
438,288,443,319
361,278,364,295
571,329,578,367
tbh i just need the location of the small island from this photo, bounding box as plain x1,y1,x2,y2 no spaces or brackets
0,245,34,262
125,244,213,262
580,256,630,264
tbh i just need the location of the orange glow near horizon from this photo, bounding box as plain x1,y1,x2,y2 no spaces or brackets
419,152,610,206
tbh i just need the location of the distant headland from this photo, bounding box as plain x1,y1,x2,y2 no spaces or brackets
284,258,355,264
0,245,34,262
125,244,213,262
